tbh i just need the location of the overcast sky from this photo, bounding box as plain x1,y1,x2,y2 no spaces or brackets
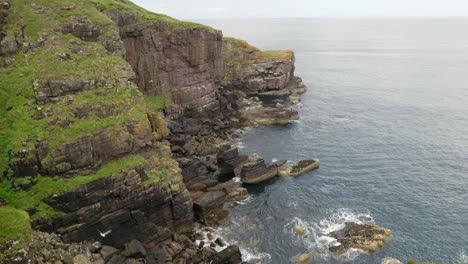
132,0,468,19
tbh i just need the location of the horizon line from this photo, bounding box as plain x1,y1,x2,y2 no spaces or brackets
185,15,468,20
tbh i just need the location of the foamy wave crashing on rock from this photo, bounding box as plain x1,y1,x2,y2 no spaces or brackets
194,224,271,263
284,208,373,261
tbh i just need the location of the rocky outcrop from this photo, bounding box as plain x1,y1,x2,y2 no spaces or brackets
279,159,321,177
0,0,16,67
31,146,193,248
223,37,307,98
120,20,223,110
329,222,391,254
241,106,299,126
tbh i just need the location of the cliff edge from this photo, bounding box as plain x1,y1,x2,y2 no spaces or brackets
0,0,307,263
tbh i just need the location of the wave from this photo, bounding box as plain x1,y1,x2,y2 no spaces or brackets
194,224,271,263
282,209,373,261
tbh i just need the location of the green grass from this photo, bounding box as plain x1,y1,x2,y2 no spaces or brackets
88,0,219,33
143,168,170,186
263,50,294,61
144,95,168,112
0,207,31,246
0,155,146,219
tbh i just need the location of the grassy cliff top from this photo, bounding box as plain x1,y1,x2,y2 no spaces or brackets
224,37,294,62
89,0,219,33
223,37,294,85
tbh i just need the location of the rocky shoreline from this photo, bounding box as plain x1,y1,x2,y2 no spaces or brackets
0,0,393,263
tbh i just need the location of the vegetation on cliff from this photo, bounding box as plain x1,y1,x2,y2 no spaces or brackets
89,0,218,33
222,37,294,85
0,0,182,251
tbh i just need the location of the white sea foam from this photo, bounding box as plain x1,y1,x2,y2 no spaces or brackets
194,222,270,263
234,141,246,149
271,158,279,163
240,248,271,264
315,208,373,235
232,177,242,183
282,209,373,261
456,250,468,264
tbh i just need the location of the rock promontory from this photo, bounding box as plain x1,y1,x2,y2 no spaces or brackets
0,0,310,262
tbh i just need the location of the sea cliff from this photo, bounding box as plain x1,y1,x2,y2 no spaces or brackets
0,0,307,263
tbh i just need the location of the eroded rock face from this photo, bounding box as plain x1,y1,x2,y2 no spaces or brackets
329,222,391,254
33,150,193,247
120,22,223,111
62,17,101,41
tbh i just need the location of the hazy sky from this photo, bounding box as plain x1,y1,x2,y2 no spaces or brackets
132,0,468,19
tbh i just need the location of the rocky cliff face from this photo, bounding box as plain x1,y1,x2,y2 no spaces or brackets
1,0,307,262
223,37,297,94
110,10,223,111
0,1,196,260
34,144,193,248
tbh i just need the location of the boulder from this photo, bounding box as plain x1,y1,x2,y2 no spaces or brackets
193,191,230,226
72,254,91,264
121,240,146,258
107,254,127,264
329,222,391,254
293,225,306,236
211,245,242,264
100,246,119,262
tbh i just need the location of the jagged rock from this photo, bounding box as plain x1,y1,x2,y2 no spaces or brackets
72,254,91,264
382,257,403,264
214,238,225,247
121,240,146,258
206,180,249,204
100,246,119,262
88,241,102,253
120,21,223,111
236,155,280,184
193,191,230,226
62,17,101,41
211,245,242,264
216,147,248,174
107,254,127,264
329,222,391,254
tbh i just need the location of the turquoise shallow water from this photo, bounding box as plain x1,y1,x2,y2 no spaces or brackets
198,18,468,263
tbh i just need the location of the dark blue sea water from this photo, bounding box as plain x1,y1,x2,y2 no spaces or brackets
198,18,468,263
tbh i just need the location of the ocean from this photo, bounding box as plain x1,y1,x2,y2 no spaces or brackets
197,18,468,263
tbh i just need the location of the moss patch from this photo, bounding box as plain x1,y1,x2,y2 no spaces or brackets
0,207,31,247
144,95,168,112
143,168,170,186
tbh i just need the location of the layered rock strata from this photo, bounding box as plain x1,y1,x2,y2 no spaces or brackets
120,20,223,111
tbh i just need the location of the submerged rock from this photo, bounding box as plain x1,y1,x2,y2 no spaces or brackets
292,253,313,263
329,222,391,254
293,225,306,236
